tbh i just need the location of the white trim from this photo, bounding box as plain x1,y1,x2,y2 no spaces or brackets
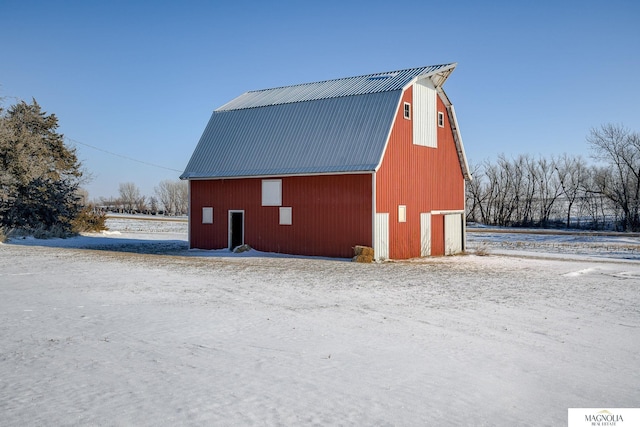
184,171,373,181
187,180,192,248
448,103,472,181
435,86,472,181
228,210,245,249
400,63,458,92
372,172,376,249
431,209,465,215
462,180,467,252
437,111,445,128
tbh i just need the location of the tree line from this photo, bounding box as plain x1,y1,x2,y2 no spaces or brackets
98,180,188,216
466,123,640,231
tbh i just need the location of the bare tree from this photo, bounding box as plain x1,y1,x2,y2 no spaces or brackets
155,180,172,214
579,166,609,229
587,123,640,231
475,157,518,226
465,163,484,222
118,182,141,213
134,195,147,213
156,180,177,215
467,124,640,231
468,155,576,228
148,196,159,214
175,180,188,215
155,180,188,215
555,154,589,228
516,154,536,226
535,156,563,226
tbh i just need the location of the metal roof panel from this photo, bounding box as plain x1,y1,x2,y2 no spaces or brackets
180,91,401,179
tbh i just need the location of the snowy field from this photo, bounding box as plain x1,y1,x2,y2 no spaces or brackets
1,216,639,426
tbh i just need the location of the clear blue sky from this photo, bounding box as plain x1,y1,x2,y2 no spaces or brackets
2,0,639,200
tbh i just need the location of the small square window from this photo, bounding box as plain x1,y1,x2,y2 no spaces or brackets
403,102,411,120
202,207,213,224
438,111,445,128
398,205,406,223
279,207,292,225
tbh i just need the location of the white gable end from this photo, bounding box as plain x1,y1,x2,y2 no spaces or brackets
413,79,437,148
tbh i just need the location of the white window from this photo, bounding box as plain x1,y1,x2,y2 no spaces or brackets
279,207,292,225
202,207,213,224
438,111,445,128
398,205,407,223
262,179,282,206
403,102,411,120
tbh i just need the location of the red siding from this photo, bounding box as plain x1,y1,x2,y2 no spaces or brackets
190,174,372,258
376,88,465,259
431,214,445,256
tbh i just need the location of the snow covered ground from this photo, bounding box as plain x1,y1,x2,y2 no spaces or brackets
467,225,640,262
1,217,639,426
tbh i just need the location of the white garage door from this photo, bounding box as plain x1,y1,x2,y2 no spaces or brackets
444,213,463,255
420,212,431,257
374,213,389,260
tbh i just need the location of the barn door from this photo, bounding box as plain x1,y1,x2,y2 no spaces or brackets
444,213,463,255
374,213,389,260
420,213,431,257
228,210,244,250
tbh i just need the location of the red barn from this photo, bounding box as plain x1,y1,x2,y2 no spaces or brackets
180,63,471,259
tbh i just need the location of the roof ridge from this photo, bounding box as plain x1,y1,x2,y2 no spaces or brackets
246,63,455,94
216,63,456,112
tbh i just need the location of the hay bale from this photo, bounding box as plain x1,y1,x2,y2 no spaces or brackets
352,254,374,263
353,245,374,257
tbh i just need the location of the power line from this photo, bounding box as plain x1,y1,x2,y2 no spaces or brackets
66,137,183,173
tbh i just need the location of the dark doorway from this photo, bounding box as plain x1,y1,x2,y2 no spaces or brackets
229,211,244,250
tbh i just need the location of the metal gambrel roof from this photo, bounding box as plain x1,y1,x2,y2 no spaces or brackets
217,63,456,111
180,63,462,180
181,91,400,179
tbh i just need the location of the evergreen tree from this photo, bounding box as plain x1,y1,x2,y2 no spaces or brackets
0,99,83,234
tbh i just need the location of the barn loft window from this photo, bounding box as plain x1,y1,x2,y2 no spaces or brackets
202,207,213,224
398,205,407,223
279,207,292,225
403,102,411,120
262,179,282,206
438,111,445,127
